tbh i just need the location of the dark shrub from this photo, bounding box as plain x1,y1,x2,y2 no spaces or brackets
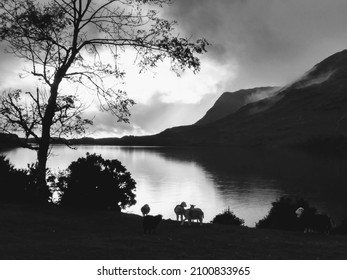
212,207,244,226
0,155,35,203
59,153,136,210
256,196,316,231
335,216,347,235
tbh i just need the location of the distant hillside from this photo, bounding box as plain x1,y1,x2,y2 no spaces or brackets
195,87,279,126
0,133,21,149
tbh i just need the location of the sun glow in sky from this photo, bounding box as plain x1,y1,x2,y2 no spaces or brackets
85,54,238,137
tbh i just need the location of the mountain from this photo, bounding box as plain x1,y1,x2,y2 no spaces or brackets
195,87,280,125
195,87,279,126
140,49,347,150
69,49,347,151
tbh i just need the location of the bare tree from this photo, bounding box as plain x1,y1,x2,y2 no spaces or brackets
0,0,208,202
0,88,92,149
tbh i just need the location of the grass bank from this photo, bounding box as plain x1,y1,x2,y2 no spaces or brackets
1,203,347,260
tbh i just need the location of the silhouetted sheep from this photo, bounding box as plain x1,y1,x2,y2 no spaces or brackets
141,204,150,216
174,201,187,221
295,207,334,234
143,214,163,234
181,204,204,226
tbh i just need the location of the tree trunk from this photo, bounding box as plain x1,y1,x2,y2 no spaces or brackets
34,51,76,203
35,84,59,204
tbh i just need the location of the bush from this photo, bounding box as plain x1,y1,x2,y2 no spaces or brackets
335,216,347,235
59,153,136,210
256,196,317,231
211,207,244,226
0,155,35,203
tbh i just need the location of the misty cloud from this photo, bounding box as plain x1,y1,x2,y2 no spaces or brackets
289,67,336,90
245,87,280,104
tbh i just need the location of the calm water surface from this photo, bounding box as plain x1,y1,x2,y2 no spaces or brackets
2,145,347,227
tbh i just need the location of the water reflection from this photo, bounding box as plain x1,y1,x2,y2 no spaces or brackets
2,145,347,227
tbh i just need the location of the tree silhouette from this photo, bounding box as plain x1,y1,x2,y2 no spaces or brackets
0,0,208,202
256,196,316,231
0,155,37,203
59,153,136,211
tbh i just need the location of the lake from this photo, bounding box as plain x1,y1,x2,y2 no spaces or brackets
2,145,347,227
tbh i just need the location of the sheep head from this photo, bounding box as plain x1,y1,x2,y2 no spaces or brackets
295,207,305,218
180,202,187,207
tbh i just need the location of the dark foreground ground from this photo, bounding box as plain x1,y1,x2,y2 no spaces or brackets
1,203,347,260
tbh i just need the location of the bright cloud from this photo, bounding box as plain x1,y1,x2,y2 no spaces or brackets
98,49,238,105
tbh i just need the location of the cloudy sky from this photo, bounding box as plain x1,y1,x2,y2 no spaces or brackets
2,0,347,138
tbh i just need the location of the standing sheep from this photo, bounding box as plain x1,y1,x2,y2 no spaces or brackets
174,202,187,221
181,205,204,226
143,214,163,234
141,204,150,216
295,207,334,234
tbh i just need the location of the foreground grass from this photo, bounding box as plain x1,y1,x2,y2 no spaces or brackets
1,203,347,260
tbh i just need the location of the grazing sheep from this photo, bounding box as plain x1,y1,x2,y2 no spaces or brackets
181,205,204,226
141,204,150,216
143,214,163,234
295,207,334,234
174,202,187,221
